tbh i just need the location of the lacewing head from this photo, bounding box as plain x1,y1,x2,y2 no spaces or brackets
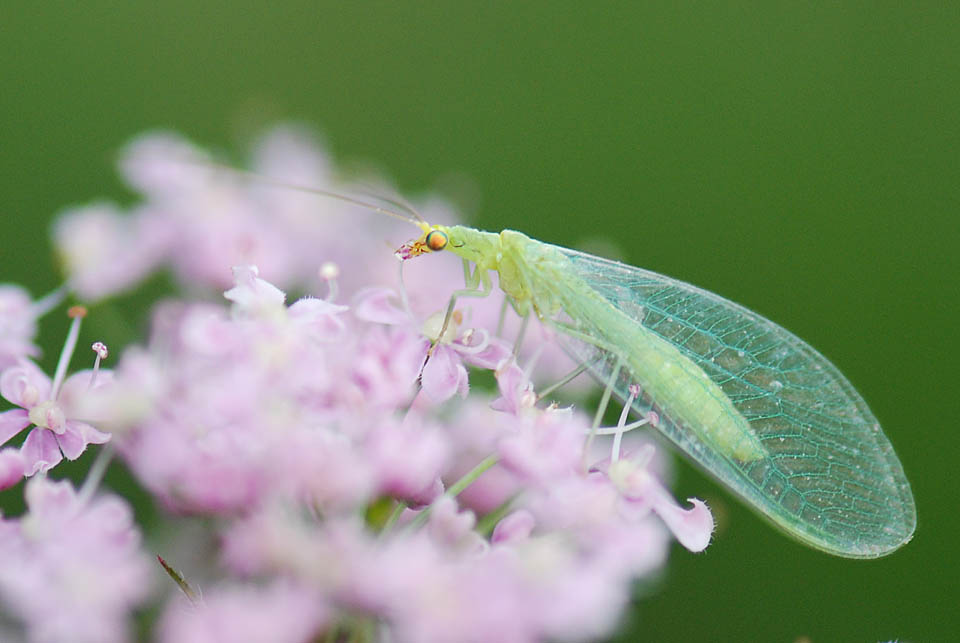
396,224,451,260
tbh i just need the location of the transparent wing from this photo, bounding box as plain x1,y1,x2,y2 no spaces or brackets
552,245,915,557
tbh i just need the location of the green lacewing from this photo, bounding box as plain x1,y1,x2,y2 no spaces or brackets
216,167,915,557
396,221,915,558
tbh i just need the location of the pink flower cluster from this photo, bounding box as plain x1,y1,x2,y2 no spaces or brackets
53,127,448,300
0,478,151,643
0,127,714,642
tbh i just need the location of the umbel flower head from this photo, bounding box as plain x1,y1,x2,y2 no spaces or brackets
113,263,713,642
0,126,714,643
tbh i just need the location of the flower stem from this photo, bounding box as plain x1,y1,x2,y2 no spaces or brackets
77,443,114,506
379,501,407,535
447,453,499,498
31,284,67,318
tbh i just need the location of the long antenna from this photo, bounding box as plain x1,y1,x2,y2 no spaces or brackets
350,180,427,224
197,159,424,226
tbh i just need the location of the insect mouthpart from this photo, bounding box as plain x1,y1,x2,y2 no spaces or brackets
395,227,448,260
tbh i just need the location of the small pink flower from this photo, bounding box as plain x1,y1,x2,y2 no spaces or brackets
490,359,537,415
353,288,512,404
496,407,584,484
0,285,40,369
602,445,715,552
158,581,329,643
349,324,429,408
427,496,485,554
444,399,525,514
288,296,349,340
419,340,470,402
53,202,170,301
118,131,213,196
352,287,411,325
0,478,151,643
279,430,376,511
0,359,111,476
365,418,450,504
223,264,286,314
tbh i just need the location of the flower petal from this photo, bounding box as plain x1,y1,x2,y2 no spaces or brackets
0,359,51,407
24,475,76,516
21,428,63,475
652,495,715,553
72,420,111,445
352,287,409,325
492,509,535,545
491,360,535,415
53,203,167,301
420,346,467,403
57,421,109,460
56,425,85,459
119,131,211,194
0,408,30,445
428,496,476,545
58,368,115,417
223,265,286,313
0,448,24,491
289,297,348,340
460,336,512,370
404,477,444,509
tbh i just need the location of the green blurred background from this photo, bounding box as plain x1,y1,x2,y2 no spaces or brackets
2,2,957,641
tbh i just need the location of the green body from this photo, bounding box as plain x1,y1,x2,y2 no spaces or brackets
450,225,764,461
442,224,915,558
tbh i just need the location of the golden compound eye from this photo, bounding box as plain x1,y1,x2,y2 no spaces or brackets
425,230,448,251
